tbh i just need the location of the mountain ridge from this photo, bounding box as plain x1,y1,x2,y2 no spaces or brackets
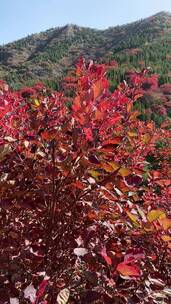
0,11,171,88
1,11,171,46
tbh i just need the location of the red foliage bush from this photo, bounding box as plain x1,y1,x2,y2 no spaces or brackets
0,60,171,303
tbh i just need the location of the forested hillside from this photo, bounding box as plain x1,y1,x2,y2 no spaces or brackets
0,11,171,89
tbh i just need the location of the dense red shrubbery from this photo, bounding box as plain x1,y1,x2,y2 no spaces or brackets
0,59,171,303
126,70,171,122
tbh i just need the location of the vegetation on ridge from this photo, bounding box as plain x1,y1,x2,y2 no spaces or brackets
0,11,171,89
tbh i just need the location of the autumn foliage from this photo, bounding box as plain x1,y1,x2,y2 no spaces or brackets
0,59,171,303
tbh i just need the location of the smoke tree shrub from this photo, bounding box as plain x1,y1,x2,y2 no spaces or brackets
0,60,171,303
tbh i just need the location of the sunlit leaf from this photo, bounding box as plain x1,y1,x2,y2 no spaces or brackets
161,235,171,242
36,151,46,157
119,167,131,177
117,262,140,277
34,98,40,107
24,284,36,303
101,162,116,173
126,211,139,227
147,210,166,222
127,131,137,138
88,170,101,179
57,288,70,304
163,288,171,296
159,218,171,230
74,247,88,256
108,161,120,171
10,299,19,304
4,136,16,142
24,140,29,148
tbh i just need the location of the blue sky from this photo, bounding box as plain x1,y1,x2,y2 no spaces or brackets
1,0,171,44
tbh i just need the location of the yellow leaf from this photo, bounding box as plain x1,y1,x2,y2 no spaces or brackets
101,162,119,173
88,170,101,179
147,209,166,222
129,111,140,121
126,211,139,227
127,102,133,113
142,134,151,144
119,167,131,177
161,235,171,242
108,161,120,171
101,162,114,173
34,98,40,107
127,131,137,138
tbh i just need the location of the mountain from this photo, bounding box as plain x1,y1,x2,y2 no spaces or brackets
0,11,171,89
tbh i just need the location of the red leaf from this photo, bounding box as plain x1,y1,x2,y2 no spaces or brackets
116,262,140,277
92,80,103,99
72,181,85,190
72,96,81,112
108,114,122,125
100,247,112,266
35,279,48,301
100,114,121,133
83,127,93,141
102,137,122,146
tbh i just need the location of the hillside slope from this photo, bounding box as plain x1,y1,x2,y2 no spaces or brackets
0,11,171,88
